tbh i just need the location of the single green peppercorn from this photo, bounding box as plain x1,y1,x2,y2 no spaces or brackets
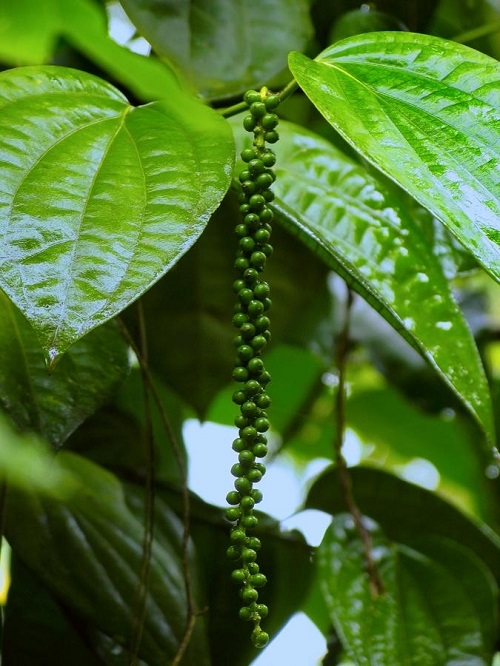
241,400,258,417
255,392,271,408
235,477,252,494
232,390,246,405
232,438,246,452
243,115,257,131
250,251,267,269
226,507,241,522
239,450,255,465
248,158,265,175
234,256,249,271
251,573,267,588
239,607,253,621
231,529,247,544
247,537,262,551
248,358,264,375
240,496,255,511
247,469,262,483
254,417,270,432
253,630,269,649
241,426,258,441
231,463,244,477
226,490,240,505
239,169,251,183
265,130,279,143
233,366,249,382
261,113,279,130
241,547,257,562
247,562,260,575
244,379,261,395
240,236,256,253
250,101,266,118
253,442,268,458
248,300,264,317
259,206,274,222
238,344,254,361
233,278,246,293
226,545,241,560
241,587,259,603
241,180,256,195
251,335,267,351
235,414,249,429
257,603,269,617
265,94,280,110
232,568,247,583
244,90,261,105
241,147,257,162
242,515,259,529
251,489,263,503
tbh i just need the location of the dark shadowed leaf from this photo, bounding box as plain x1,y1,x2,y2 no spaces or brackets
119,0,312,99
0,66,233,359
5,453,210,665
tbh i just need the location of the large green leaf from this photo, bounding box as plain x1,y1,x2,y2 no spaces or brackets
126,193,328,417
0,66,233,360
232,118,493,445
119,0,312,99
4,453,210,665
306,466,500,582
0,291,129,447
318,514,495,664
289,32,500,290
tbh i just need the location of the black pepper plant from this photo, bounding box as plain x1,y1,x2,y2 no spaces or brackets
0,1,499,665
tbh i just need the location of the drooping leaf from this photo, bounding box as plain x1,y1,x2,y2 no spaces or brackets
4,453,210,665
232,118,494,446
125,193,328,417
289,32,500,289
0,66,234,359
0,291,129,447
306,466,500,582
318,514,496,664
119,0,313,99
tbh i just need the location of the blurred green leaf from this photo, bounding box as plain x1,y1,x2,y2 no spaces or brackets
319,514,495,664
119,0,312,99
0,291,129,447
306,466,500,581
5,453,210,665
0,65,233,359
0,0,183,101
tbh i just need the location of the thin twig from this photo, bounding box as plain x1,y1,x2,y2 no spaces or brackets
333,288,384,598
129,302,155,666
117,317,198,664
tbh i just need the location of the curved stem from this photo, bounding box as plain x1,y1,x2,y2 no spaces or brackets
219,78,298,118
333,287,384,598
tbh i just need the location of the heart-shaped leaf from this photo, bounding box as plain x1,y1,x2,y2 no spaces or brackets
231,119,494,446
0,66,234,360
119,0,312,100
0,291,129,447
318,514,496,664
289,32,500,287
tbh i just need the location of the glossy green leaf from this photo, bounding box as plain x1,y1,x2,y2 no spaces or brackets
119,0,312,99
289,33,500,290
233,118,493,445
319,514,495,664
306,466,500,581
0,291,129,447
5,453,210,665
127,193,328,417
0,66,234,359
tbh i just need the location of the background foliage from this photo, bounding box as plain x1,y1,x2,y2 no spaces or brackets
0,1,500,664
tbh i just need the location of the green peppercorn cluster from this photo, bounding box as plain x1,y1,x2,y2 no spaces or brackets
225,87,280,650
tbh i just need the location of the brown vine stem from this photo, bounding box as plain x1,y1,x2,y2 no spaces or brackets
333,288,384,598
128,301,155,666
117,316,199,665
